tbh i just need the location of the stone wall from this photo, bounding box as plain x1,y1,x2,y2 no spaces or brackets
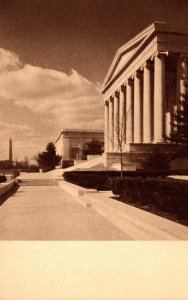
104,148,188,170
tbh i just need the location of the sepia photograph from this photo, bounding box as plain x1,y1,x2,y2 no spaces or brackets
0,0,188,299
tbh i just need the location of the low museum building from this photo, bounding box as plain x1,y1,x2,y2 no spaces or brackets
101,22,188,168
55,129,104,161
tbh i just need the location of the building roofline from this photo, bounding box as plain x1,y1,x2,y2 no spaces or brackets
55,129,104,143
101,21,188,94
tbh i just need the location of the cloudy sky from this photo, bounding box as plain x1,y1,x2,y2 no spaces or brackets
0,0,188,161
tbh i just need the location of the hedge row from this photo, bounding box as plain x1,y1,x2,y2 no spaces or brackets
0,169,20,177
63,171,110,190
109,177,188,219
63,169,188,191
63,171,149,190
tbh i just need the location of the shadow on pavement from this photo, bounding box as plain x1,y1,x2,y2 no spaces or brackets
0,183,20,206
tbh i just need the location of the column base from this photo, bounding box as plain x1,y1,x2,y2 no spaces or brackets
153,140,166,144
143,140,153,144
129,142,178,153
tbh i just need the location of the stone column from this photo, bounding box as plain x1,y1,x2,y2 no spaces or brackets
104,100,109,152
63,137,70,160
154,53,166,143
113,92,119,151
143,62,153,143
173,55,188,134
108,97,114,151
126,79,134,144
165,112,171,137
133,71,143,143
119,86,126,150
179,56,188,102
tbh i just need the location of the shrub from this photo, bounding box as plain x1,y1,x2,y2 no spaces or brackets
0,175,7,183
0,160,13,170
84,139,104,155
28,165,39,172
62,160,74,169
107,177,126,196
110,177,188,220
34,142,61,171
11,169,20,177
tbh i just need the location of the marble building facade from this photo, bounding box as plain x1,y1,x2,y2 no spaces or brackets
101,22,188,168
55,129,104,161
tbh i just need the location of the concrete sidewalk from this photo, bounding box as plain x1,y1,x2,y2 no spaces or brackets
5,172,188,240
58,181,188,240
0,184,130,240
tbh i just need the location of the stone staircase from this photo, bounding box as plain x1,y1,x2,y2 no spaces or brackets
17,172,57,186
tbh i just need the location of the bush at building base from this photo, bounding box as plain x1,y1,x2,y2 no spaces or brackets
109,177,188,220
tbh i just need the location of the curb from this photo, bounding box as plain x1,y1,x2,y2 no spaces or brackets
86,192,188,240
58,180,96,207
58,180,97,196
57,180,188,240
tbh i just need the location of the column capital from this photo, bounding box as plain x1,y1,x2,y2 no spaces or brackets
151,51,168,61
115,89,120,96
132,70,143,80
141,61,153,71
120,84,126,92
103,97,109,104
110,92,116,99
113,90,119,99
125,78,134,86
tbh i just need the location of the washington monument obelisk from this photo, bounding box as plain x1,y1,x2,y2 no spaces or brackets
9,137,13,162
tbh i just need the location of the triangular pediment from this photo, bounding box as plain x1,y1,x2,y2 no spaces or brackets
111,39,145,79
102,22,162,93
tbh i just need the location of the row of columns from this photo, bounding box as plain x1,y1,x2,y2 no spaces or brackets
104,52,187,153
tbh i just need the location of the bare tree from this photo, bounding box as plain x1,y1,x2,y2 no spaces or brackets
108,103,131,177
115,115,125,177
23,156,30,169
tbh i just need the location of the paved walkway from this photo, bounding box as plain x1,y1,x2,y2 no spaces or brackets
1,172,188,240
0,185,130,240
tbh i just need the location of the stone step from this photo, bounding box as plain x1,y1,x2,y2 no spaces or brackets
18,179,54,181
18,179,57,186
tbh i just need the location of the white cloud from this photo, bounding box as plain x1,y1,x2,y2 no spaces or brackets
0,120,34,132
0,48,103,160
0,48,22,72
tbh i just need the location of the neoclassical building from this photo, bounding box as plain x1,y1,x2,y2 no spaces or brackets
101,22,188,168
55,129,104,161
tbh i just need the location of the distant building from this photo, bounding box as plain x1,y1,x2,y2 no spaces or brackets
101,22,188,168
55,129,104,161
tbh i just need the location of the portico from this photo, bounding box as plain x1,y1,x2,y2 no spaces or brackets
102,22,188,168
